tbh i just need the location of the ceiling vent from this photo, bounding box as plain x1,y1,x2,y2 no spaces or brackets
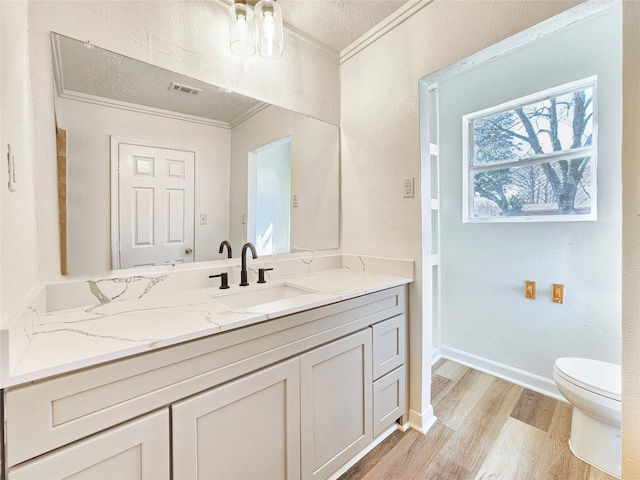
169,82,202,96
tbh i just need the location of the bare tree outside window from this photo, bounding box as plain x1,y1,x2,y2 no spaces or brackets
463,78,597,222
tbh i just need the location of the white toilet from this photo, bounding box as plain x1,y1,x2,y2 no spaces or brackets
553,357,621,479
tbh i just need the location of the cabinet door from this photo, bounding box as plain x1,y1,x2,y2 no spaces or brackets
300,329,373,480
8,409,169,480
172,358,300,480
373,365,406,437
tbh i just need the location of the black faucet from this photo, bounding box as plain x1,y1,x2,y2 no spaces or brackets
258,268,273,284
219,240,232,258
209,272,229,289
240,242,257,286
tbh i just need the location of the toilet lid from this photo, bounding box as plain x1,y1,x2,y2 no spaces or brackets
555,357,621,401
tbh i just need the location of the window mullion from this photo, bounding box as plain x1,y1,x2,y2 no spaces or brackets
470,147,595,173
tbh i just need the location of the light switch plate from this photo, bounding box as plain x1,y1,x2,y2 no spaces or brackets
403,177,414,198
552,283,564,304
525,280,536,300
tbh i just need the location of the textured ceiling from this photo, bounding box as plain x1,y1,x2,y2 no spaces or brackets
278,0,410,52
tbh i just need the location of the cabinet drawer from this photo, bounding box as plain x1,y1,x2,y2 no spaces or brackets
373,365,406,438
371,314,405,380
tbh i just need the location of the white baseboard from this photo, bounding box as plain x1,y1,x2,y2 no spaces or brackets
408,405,438,434
439,345,565,402
431,347,442,365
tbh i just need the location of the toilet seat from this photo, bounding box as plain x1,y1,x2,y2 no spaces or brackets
554,357,620,402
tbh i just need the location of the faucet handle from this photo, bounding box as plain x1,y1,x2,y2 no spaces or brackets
257,268,273,284
209,272,230,289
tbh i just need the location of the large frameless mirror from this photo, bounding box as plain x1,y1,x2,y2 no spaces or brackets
52,32,339,275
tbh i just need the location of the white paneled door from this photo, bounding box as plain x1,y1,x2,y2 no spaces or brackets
117,143,195,268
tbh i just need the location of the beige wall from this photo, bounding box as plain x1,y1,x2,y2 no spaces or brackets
622,2,640,477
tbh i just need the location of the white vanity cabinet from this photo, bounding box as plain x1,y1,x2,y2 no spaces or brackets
3,285,407,480
8,409,170,480
172,357,301,480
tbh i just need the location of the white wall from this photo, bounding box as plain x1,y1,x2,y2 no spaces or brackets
0,1,41,323
340,0,583,430
438,7,621,383
229,105,339,253
55,98,230,276
26,0,340,282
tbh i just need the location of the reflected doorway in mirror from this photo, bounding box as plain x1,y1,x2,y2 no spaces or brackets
112,140,195,269
247,137,291,255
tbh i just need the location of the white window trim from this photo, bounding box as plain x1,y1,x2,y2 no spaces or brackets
462,75,598,223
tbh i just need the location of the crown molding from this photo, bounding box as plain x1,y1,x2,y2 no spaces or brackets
56,90,232,129
340,0,433,64
284,25,340,64
229,101,271,128
57,89,273,130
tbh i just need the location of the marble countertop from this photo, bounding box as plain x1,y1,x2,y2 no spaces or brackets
3,268,411,388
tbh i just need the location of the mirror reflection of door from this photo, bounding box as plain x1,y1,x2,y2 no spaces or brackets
115,142,195,268
247,137,291,255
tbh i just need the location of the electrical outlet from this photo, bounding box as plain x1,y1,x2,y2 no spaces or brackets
199,213,207,225
525,280,536,300
241,213,246,225
403,177,414,198
292,194,298,207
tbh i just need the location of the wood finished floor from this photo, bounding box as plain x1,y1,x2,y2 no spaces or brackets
339,359,617,480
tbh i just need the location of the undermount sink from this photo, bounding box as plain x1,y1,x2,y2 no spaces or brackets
214,284,313,309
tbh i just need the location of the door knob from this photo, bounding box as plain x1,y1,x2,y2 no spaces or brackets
185,248,193,254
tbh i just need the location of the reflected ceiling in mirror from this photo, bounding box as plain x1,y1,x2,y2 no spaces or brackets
53,33,264,126
51,33,340,276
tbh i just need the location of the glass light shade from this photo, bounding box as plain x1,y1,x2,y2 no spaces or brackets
229,1,257,57
255,0,284,59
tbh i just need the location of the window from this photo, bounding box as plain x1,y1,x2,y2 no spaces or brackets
462,77,597,222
